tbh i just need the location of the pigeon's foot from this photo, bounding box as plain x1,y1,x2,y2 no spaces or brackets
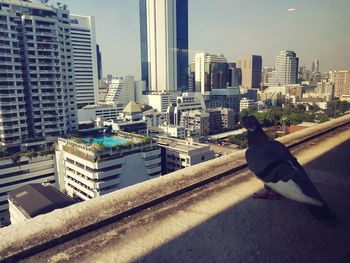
253,190,282,200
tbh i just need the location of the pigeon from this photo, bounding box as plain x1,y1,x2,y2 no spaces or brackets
241,115,336,220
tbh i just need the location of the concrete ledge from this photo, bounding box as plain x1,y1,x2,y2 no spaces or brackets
1,114,350,261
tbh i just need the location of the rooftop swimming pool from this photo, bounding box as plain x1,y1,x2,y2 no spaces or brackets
84,136,128,147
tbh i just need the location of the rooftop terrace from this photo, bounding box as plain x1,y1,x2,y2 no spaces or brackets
1,115,350,263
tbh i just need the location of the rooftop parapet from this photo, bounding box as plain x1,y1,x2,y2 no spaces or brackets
1,114,350,262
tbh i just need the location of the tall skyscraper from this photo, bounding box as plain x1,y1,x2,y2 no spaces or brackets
236,55,262,89
193,53,228,94
311,59,320,74
0,0,77,150
96,44,103,80
70,14,99,109
269,51,299,86
139,0,189,92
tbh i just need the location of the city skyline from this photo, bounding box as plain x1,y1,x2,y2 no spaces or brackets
62,0,350,78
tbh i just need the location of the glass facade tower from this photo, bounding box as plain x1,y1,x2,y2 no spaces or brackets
139,0,189,92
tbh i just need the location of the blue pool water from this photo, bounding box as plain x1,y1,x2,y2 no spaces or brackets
84,136,128,147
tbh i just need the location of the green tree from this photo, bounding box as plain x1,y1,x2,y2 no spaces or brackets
317,114,330,123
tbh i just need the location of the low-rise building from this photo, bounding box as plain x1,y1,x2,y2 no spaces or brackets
142,111,167,129
240,98,256,112
77,102,124,123
55,134,161,201
8,184,75,224
103,119,148,135
158,138,214,174
159,125,186,139
340,95,350,103
0,153,55,227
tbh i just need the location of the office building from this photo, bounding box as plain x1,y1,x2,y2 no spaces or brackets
236,55,262,89
206,109,222,134
8,183,75,224
70,14,99,109
329,70,350,97
228,63,241,87
316,80,334,101
167,92,206,126
311,59,320,74
158,137,214,174
269,51,299,86
98,79,109,101
205,108,235,134
77,102,124,123
262,67,274,86
193,53,228,94
106,74,113,84
55,134,161,200
136,91,180,113
0,0,78,150
96,44,103,80
105,76,135,104
205,87,240,112
0,154,55,227
139,0,189,92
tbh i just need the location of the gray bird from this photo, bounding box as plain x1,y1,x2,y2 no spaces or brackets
241,115,336,220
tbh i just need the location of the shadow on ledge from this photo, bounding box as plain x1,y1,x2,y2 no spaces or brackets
136,139,350,263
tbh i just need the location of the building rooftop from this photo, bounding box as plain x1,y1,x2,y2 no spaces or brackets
1,115,350,262
123,101,142,114
1,0,52,10
8,184,75,219
158,138,209,152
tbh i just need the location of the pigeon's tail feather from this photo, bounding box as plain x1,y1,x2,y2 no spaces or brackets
306,204,337,221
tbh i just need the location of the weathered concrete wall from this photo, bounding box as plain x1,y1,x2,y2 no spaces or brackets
0,114,350,261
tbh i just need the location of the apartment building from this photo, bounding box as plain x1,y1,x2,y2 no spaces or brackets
0,0,78,150
55,134,161,200
181,110,209,137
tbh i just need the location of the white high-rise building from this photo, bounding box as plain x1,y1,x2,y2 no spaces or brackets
70,14,99,109
139,0,189,92
105,76,135,105
0,0,78,150
269,51,299,86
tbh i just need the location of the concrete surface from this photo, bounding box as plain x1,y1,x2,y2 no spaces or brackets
1,114,350,262
21,124,350,263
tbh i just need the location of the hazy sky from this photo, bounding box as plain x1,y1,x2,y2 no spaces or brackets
62,0,350,78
